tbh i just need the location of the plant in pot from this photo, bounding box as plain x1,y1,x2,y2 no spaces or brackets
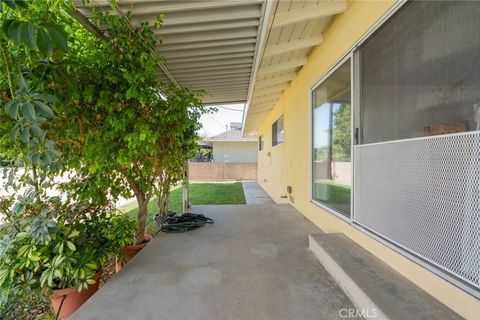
102,213,138,273
0,194,136,319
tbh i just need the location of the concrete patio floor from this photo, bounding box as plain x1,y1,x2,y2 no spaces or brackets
72,204,355,320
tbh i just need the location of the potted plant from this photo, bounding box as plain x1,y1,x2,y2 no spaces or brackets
115,234,153,272
0,195,134,319
101,214,139,273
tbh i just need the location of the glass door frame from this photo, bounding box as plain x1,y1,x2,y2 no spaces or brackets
309,52,355,221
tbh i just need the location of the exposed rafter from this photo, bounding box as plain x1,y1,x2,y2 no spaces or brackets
264,35,323,57
111,5,180,87
176,71,253,82
109,0,264,16
171,64,253,75
255,74,296,88
252,100,277,109
159,20,259,35
252,94,281,104
272,1,347,28
257,58,308,76
253,83,289,98
73,0,268,105
157,38,256,52
166,58,254,71
159,44,256,59
250,107,273,114
161,28,258,45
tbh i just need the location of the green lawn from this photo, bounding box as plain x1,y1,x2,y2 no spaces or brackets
313,179,351,216
121,181,246,233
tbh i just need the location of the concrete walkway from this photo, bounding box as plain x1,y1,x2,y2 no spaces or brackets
72,204,354,320
242,180,275,204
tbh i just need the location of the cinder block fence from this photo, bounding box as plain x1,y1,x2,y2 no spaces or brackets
189,162,257,180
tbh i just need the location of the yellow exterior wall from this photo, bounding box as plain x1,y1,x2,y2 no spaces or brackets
256,1,480,318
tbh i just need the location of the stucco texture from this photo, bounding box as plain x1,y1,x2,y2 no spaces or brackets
213,141,258,163
255,1,479,318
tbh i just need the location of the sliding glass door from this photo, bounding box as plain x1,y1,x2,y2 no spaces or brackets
312,59,352,217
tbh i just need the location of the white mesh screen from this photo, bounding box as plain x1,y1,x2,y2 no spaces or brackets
354,132,480,290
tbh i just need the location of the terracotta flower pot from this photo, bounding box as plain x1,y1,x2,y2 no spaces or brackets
115,234,153,272
50,269,102,320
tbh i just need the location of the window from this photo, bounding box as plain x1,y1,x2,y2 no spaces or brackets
312,59,351,217
272,116,284,146
259,136,264,151
360,1,480,144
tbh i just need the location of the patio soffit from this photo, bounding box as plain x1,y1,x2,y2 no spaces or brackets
72,0,268,105
242,0,348,137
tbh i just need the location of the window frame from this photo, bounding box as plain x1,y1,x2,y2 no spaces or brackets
259,135,264,151
307,0,478,297
272,115,284,147
309,54,354,221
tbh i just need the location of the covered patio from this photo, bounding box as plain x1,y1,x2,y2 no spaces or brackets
71,202,354,319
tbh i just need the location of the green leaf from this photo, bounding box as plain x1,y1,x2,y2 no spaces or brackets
15,0,28,9
40,270,48,287
7,20,21,43
36,93,59,104
2,19,14,36
4,100,19,118
53,255,65,268
9,126,19,141
35,100,53,118
18,73,28,92
17,244,29,257
0,270,9,287
22,102,36,121
21,127,30,143
20,22,36,49
68,230,80,238
66,241,76,251
36,27,52,57
47,221,56,228
4,0,15,10
85,263,97,270
47,271,53,287
30,124,43,139
17,232,28,239
42,152,52,165
44,23,67,52
54,269,62,279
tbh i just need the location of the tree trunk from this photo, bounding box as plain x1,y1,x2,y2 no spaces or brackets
125,175,152,245
157,192,169,217
135,192,150,245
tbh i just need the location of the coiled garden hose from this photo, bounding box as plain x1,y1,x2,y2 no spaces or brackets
154,212,214,234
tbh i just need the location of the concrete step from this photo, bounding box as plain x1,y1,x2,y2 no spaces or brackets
309,233,462,320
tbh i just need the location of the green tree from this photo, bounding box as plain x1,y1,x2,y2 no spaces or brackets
332,103,351,162
51,6,210,243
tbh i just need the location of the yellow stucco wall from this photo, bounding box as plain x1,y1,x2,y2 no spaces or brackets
256,1,479,318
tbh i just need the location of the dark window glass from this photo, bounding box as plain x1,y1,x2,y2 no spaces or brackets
360,1,480,144
272,116,284,146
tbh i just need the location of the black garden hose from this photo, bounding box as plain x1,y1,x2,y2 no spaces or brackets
154,212,214,234
55,294,67,320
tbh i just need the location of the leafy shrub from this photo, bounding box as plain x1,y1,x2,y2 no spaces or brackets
0,192,137,314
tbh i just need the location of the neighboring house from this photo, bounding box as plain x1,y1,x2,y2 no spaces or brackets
203,122,257,163
188,123,257,180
